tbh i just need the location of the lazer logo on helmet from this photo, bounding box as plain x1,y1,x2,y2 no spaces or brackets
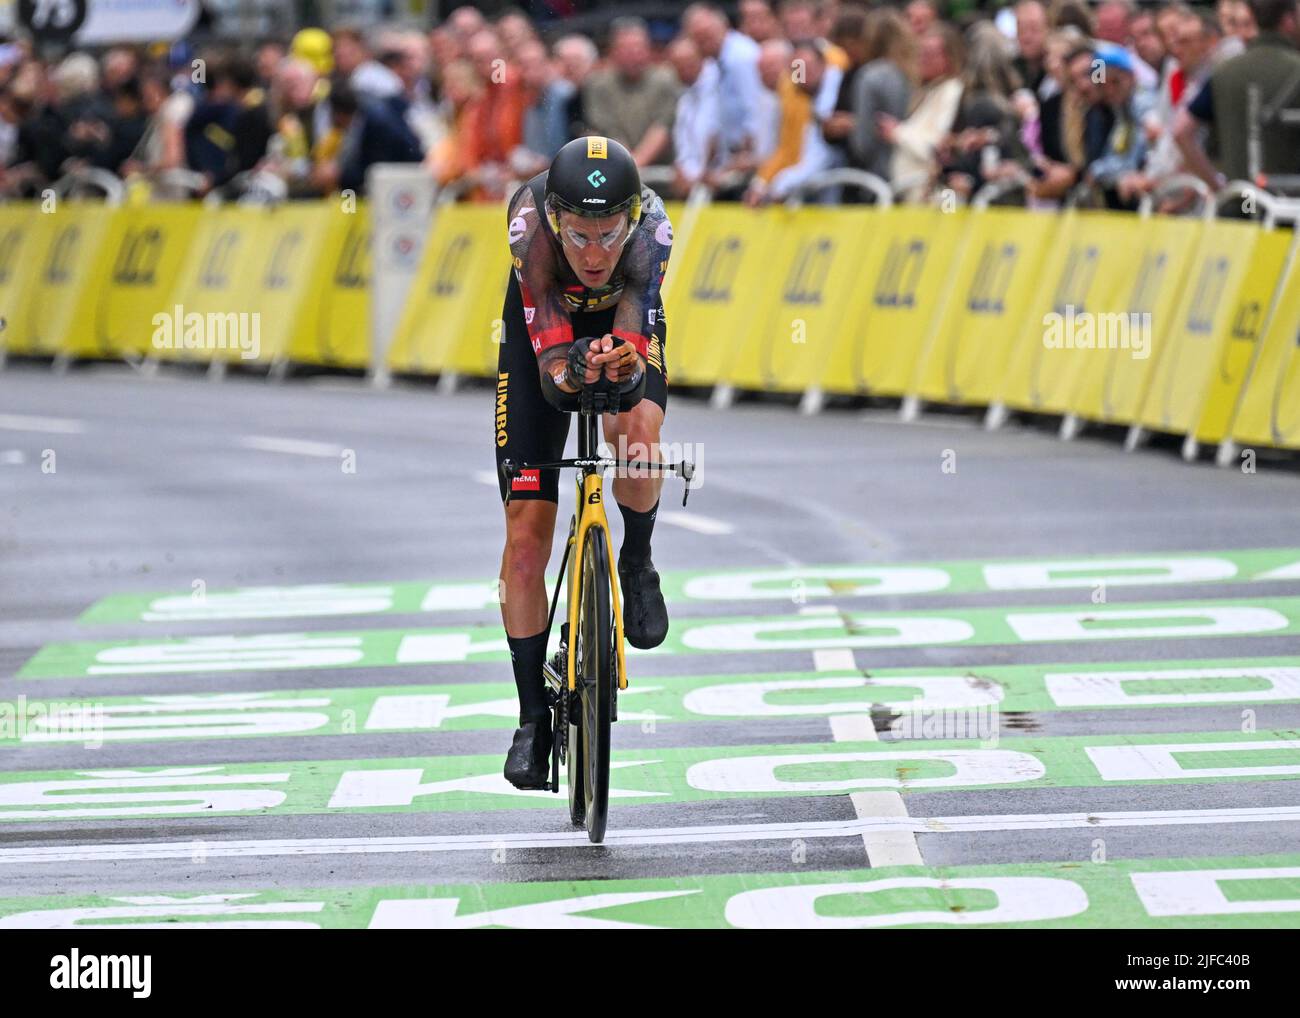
582,198,606,204
587,170,606,187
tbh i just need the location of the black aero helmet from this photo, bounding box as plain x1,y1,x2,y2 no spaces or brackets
544,136,642,241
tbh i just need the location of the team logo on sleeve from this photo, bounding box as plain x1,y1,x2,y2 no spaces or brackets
508,216,527,244
655,220,673,246
524,306,535,324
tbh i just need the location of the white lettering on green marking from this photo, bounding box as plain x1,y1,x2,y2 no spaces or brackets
686,749,1044,792
1046,667,1300,707
680,617,973,652
681,567,951,601
1086,740,1300,781
723,877,1089,928
682,676,1003,716
1007,606,1288,642
1131,867,1300,917
983,557,1237,590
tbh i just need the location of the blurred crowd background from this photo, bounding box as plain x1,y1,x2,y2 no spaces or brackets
2,0,1299,211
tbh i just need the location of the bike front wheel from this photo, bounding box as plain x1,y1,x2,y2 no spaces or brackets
573,524,612,843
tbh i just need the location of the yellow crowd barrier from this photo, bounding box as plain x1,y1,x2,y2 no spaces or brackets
1225,242,1300,451
4,194,1298,458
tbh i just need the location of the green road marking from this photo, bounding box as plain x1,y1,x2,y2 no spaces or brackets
1,730,1297,821
2,854,1299,927
6,656,1299,745
76,548,1300,623
23,595,1300,679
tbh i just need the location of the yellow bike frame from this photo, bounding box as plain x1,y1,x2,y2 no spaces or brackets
565,470,628,693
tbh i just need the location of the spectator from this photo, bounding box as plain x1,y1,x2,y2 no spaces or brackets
255,41,286,89
881,24,965,200
1051,0,1095,37
739,0,783,43
940,22,1025,199
1141,10,1224,199
1032,40,1112,202
1094,0,1161,89
101,48,140,92
515,37,572,176
553,33,598,138
823,5,870,170
849,7,915,182
906,0,940,38
746,36,847,204
1217,0,1257,58
427,59,483,189
685,3,764,168
185,53,262,194
259,56,327,197
496,8,540,58
462,27,526,198
1087,46,1155,208
317,78,422,195
1014,0,1050,95
582,17,680,167
667,35,722,197
780,0,821,40
334,26,403,101
1176,0,1300,190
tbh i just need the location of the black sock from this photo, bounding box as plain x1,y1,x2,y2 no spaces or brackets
618,499,659,567
506,629,550,724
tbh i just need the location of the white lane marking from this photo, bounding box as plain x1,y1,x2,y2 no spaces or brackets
820,646,925,867
472,470,500,487
0,413,85,434
5,806,1297,864
1,450,23,465
240,436,347,458
657,511,734,535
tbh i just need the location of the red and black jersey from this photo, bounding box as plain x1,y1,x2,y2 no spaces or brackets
505,170,674,361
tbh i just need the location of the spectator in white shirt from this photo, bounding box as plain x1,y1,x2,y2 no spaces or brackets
667,36,722,197
684,3,764,163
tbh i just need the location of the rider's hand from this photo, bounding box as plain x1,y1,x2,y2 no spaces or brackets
586,335,641,383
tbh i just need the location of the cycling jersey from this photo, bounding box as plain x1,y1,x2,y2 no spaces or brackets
505,170,674,361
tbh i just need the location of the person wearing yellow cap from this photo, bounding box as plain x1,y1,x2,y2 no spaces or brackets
291,27,334,76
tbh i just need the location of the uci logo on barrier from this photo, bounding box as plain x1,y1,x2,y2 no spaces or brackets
1052,245,1099,314
1130,250,1167,314
264,230,302,290
433,234,472,297
335,228,369,288
875,238,925,308
783,237,833,305
199,230,239,289
0,227,22,285
112,227,163,286
1187,256,1230,335
45,225,80,284
967,242,1017,314
1231,300,1263,341
690,236,743,302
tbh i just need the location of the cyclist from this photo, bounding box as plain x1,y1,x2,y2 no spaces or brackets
495,136,675,790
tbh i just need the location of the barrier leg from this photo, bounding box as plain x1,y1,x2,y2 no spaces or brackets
437,371,460,394
1215,438,1238,468
984,402,1008,430
208,360,227,383
799,387,825,415
710,384,734,410
899,395,921,422
1124,424,1146,452
1060,414,1081,441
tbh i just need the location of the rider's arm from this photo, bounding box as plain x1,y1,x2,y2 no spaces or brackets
506,185,577,391
606,203,674,381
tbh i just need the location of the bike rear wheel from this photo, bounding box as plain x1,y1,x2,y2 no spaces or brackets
573,525,612,843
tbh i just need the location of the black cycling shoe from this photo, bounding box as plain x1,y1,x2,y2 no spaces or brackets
503,716,553,790
618,557,669,649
